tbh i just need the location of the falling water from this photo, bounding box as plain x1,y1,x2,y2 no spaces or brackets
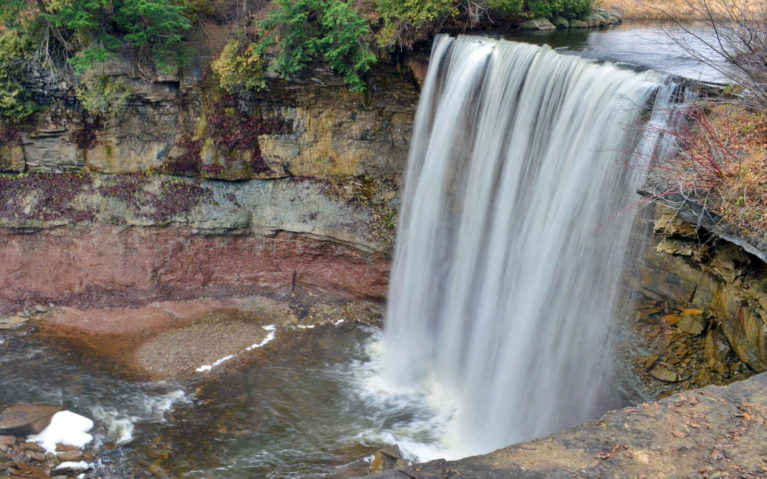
379,35,686,459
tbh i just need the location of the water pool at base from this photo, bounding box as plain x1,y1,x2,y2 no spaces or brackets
0,325,447,478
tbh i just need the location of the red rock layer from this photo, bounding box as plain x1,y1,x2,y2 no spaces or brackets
0,227,390,313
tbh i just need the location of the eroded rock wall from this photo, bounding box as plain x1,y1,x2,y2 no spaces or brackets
628,202,767,373
7,59,418,181
0,175,395,313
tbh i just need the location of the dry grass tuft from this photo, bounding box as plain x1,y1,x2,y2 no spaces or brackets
705,105,767,232
617,0,759,21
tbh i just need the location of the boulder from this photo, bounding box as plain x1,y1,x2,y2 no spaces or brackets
582,13,607,27
676,309,705,335
0,405,62,436
552,16,569,29
595,7,623,24
370,447,408,474
649,366,679,382
520,18,557,30
370,446,408,474
569,19,589,28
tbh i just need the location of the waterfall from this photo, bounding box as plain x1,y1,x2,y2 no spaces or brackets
379,35,685,459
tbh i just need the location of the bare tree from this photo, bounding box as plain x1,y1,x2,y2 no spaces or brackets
657,0,767,108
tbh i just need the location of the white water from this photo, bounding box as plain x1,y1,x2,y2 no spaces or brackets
377,35,686,459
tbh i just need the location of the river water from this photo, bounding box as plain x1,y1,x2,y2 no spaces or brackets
0,22,720,478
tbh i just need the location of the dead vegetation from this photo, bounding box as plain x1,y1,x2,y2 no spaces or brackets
618,0,762,20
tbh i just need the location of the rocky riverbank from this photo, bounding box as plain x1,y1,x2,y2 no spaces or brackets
364,372,767,478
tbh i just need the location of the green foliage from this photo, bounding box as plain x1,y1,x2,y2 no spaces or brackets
116,0,191,73
173,0,213,22
0,30,37,123
68,46,115,74
5,0,191,75
375,0,457,48
75,75,133,118
211,39,267,94
487,0,524,16
259,0,376,93
528,0,592,19
310,1,376,92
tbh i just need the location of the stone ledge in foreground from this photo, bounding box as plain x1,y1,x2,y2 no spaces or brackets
364,373,767,478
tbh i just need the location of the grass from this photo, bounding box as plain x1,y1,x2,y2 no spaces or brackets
649,103,767,237
617,0,760,21
704,105,767,232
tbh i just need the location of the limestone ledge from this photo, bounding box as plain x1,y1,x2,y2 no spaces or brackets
4,58,418,181
0,174,395,254
365,372,767,478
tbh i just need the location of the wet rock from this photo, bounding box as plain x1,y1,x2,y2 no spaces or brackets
676,310,705,335
569,19,589,28
0,405,62,436
56,449,84,461
0,315,30,330
520,18,556,30
370,447,408,474
649,366,679,382
640,354,659,370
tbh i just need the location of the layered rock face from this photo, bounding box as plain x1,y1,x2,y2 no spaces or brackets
7,59,417,181
627,202,767,374
0,175,396,313
0,26,419,311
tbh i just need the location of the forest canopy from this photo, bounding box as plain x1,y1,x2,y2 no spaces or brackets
0,0,594,120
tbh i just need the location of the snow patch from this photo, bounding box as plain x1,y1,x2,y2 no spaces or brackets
27,411,93,453
55,460,91,471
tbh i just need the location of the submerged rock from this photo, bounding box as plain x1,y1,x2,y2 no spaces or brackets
0,405,62,436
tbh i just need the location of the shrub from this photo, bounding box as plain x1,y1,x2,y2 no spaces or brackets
487,0,524,16
28,0,191,75
0,30,37,123
173,0,214,22
211,39,266,94
259,0,376,92
528,0,592,19
75,75,133,118
375,0,458,48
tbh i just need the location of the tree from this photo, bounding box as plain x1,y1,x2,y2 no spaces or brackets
258,0,376,92
659,0,767,108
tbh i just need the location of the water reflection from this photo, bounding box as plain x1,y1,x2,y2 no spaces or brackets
509,22,733,84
